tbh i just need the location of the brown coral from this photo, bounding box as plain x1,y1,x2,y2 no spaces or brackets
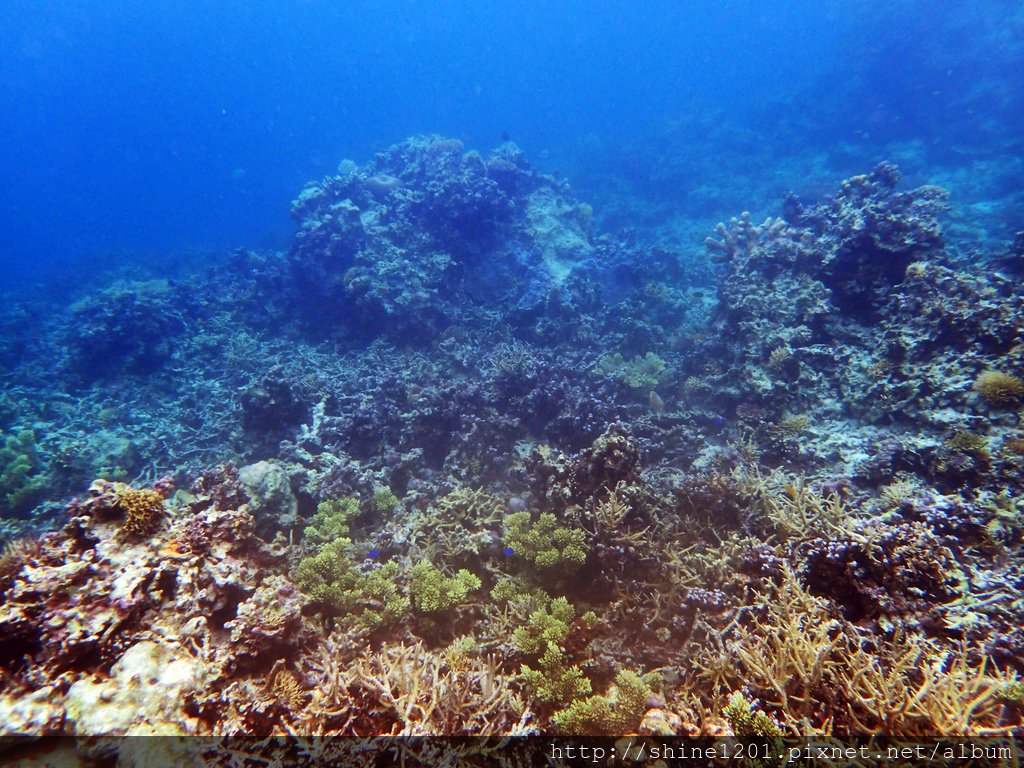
113,485,166,539
973,370,1024,407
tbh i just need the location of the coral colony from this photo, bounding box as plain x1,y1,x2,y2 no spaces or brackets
1,136,1024,760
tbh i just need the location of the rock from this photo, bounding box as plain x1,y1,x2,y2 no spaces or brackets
226,574,310,665
237,460,298,539
65,640,200,735
638,707,684,736
0,685,64,735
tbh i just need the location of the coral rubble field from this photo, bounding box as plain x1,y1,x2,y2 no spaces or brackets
2,136,1024,749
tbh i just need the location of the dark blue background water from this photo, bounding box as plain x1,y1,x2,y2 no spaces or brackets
2,1,1021,290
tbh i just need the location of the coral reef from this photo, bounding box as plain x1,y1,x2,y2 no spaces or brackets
62,279,186,382
3,139,1024,755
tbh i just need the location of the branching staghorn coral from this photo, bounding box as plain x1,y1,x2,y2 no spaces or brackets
742,468,859,541
411,486,504,566
843,637,1018,737
878,475,923,510
350,641,524,735
685,564,1015,737
583,482,653,555
714,565,848,731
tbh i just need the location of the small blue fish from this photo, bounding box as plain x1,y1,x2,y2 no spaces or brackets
368,548,380,559
503,547,515,556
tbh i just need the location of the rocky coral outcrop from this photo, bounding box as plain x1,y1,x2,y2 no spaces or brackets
0,478,305,737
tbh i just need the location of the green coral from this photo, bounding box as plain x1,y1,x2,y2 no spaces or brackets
372,486,400,514
504,510,587,571
520,641,592,708
593,352,668,390
0,430,48,517
551,669,654,735
512,596,577,656
511,596,597,658
294,542,409,629
491,578,550,613
295,502,409,630
304,497,359,547
409,559,481,613
722,691,785,768
550,695,611,734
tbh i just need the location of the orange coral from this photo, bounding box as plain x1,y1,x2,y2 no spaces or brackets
111,484,165,538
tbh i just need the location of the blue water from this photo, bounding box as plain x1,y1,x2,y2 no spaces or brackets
1,1,1021,290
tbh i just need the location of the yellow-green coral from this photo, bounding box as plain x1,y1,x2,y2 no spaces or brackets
520,641,591,707
490,578,550,612
409,559,481,613
551,669,654,735
0,430,48,517
723,691,784,739
294,542,409,629
512,596,580,657
304,497,359,547
504,510,587,571
722,691,785,768
372,486,400,514
593,352,668,390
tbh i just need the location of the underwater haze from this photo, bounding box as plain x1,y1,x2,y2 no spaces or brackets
3,0,1024,754
0,0,895,286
